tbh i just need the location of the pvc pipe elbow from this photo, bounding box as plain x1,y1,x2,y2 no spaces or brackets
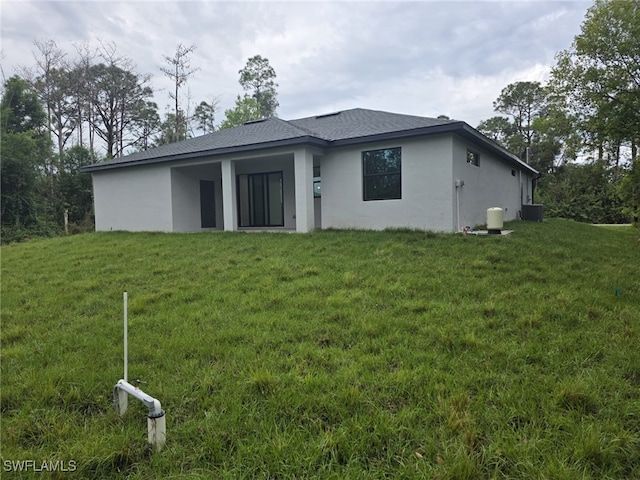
114,379,163,417
149,398,164,418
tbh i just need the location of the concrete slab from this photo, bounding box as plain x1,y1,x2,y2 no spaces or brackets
463,230,513,236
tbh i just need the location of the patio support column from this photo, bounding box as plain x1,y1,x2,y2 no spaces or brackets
221,159,237,231
294,148,314,233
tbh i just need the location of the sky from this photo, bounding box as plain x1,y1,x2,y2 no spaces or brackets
1,0,591,128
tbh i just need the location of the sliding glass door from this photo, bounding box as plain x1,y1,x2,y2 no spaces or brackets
237,171,284,227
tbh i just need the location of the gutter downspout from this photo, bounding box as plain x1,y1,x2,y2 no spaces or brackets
456,186,460,232
455,179,464,232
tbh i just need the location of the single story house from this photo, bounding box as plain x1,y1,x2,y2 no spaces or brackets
82,108,538,233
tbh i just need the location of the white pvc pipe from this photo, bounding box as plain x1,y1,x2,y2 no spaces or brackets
114,380,163,417
113,379,166,451
148,413,166,452
456,185,461,232
123,292,128,383
114,292,166,452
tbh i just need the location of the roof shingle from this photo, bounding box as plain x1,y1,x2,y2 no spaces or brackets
82,108,536,175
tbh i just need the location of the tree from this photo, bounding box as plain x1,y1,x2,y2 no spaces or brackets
36,67,75,159
477,116,513,146
57,145,94,226
29,40,68,150
29,40,76,162
1,76,46,133
238,55,279,118
155,110,189,146
69,41,97,153
549,0,640,164
493,81,547,159
88,62,154,158
546,0,639,223
219,94,262,129
478,82,560,173
160,43,199,143
1,132,43,231
193,98,219,135
537,161,628,224
0,76,53,237
131,101,161,150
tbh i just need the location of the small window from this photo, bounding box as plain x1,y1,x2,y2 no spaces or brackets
467,150,480,166
313,166,321,198
363,147,401,201
511,169,516,176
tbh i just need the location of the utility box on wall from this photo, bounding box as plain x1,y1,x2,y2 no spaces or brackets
522,204,544,222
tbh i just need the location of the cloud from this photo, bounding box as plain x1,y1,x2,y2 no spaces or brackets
1,0,589,128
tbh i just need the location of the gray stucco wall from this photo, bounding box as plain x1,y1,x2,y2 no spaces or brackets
92,152,302,233
320,136,454,231
171,163,222,232
451,136,534,229
93,165,173,232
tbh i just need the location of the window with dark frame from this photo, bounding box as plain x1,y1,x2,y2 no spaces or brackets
362,147,401,201
467,149,480,166
313,166,321,198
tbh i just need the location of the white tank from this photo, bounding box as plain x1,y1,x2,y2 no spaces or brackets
487,207,503,234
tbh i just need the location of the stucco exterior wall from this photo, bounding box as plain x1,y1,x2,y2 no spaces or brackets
320,135,454,231
451,136,533,229
171,163,222,232
93,165,173,232
91,135,533,234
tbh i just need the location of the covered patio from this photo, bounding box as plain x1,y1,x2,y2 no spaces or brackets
169,147,321,233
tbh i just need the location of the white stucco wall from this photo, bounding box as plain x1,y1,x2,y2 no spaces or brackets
320,136,454,231
92,150,309,233
451,136,534,229
93,165,173,232
171,163,222,232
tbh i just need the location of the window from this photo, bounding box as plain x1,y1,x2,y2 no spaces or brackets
313,166,321,198
363,147,401,201
467,149,480,166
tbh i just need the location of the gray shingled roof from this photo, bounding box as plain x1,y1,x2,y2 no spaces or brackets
82,108,537,174
289,108,458,141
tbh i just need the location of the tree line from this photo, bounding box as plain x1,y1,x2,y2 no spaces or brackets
477,0,638,224
0,40,279,242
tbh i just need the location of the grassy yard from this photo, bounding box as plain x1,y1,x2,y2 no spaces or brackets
1,219,639,479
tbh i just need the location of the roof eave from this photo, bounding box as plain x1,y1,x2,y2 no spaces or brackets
80,135,329,173
330,122,538,175
458,124,539,175
329,122,467,147
81,121,538,176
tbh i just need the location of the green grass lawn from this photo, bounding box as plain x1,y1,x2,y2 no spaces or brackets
1,219,639,479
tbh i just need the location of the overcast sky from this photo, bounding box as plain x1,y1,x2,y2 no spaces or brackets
1,0,590,127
